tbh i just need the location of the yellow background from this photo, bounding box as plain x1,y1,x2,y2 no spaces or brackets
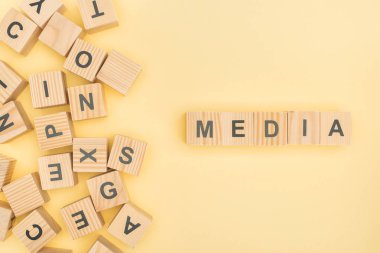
0,0,378,252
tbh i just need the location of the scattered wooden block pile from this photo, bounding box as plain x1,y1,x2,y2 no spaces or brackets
187,112,352,146
0,0,152,252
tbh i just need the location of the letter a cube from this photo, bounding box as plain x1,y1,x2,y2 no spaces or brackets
320,112,352,145
87,171,128,212
12,207,61,253
108,202,152,247
60,197,104,239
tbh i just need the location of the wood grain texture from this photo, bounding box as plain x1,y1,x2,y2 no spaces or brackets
60,196,104,240
2,173,49,217
67,83,107,121
39,247,72,253
0,8,41,54
320,112,351,145
19,0,64,28
88,236,123,253
29,71,68,108
64,39,107,81
77,0,118,33
288,111,320,145
0,154,16,191
0,201,14,241
87,171,128,212
107,135,147,176
12,207,61,253
97,50,141,95
0,101,32,144
38,153,76,190
34,112,74,151
73,138,108,172
39,12,83,56
187,112,288,146
0,61,27,105
108,202,152,248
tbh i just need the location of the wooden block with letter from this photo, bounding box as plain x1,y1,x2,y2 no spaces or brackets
108,202,152,247
29,71,68,108
39,12,83,56
0,101,32,143
38,153,76,190
288,111,320,145
3,173,49,217
0,201,14,241
253,112,288,146
0,8,40,54
39,247,72,253
107,135,147,176
0,61,27,105
67,83,107,121
220,112,254,146
87,171,128,212
77,0,118,33
97,50,141,95
320,112,351,145
64,39,107,81
186,112,223,145
88,236,123,253
34,112,73,151
73,138,107,173
0,154,16,191
12,207,61,253
20,0,64,28
60,196,104,239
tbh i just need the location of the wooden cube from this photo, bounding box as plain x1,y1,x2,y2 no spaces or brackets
220,112,254,146
39,247,72,253
77,0,118,33
288,112,320,145
60,197,104,240
0,201,14,241
64,39,107,81
39,12,83,56
0,101,32,143
97,50,141,95
320,112,352,145
73,138,107,173
67,83,107,121
186,112,223,146
34,112,73,151
253,112,288,145
0,8,40,54
0,154,16,191
12,207,60,253
20,0,64,28
38,153,76,190
3,173,49,217
29,71,68,108
108,202,152,247
88,236,123,253
107,135,147,176
0,61,27,104
87,171,128,212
